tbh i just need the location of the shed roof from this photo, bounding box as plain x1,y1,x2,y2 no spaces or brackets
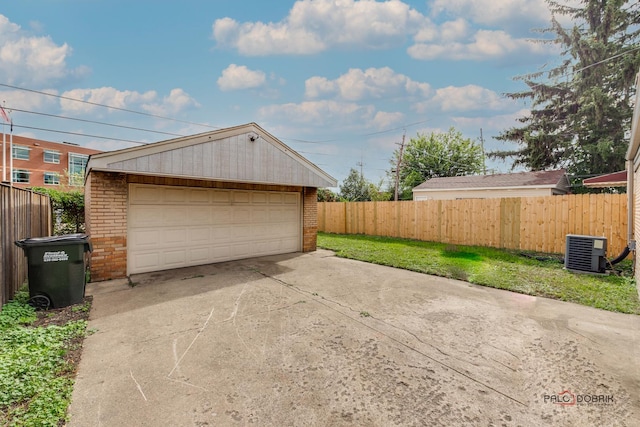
582,170,627,188
86,122,337,188
413,169,568,192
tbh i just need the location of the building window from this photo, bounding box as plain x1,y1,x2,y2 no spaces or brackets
12,145,30,160
44,172,60,185
12,169,30,183
44,150,60,164
68,153,89,186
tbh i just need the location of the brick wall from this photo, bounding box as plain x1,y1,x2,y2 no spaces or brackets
86,173,320,281
302,187,318,252
1,134,101,188
86,171,128,281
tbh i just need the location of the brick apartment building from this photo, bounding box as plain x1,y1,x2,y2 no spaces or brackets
0,134,103,188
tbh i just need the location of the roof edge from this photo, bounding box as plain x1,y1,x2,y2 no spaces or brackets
626,70,640,160
412,183,561,193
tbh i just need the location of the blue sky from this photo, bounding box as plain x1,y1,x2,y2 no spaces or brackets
0,0,566,189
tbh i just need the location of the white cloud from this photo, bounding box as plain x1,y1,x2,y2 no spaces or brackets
212,0,427,55
371,111,404,130
424,84,513,112
259,99,403,130
142,88,201,115
60,87,198,116
217,64,267,91
408,29,551,61
305,67,431,101
0,88,58,111
0,14,89,86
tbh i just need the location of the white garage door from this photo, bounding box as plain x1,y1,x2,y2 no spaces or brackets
128,184,301,274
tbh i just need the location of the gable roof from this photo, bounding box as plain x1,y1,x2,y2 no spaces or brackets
86,122,337,188
413,169,568,191
583,170,627,188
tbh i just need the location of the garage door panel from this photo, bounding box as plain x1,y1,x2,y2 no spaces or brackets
131,252,160,271
188,189,210,203
131,186,164,203
283,193,298,204
232,191,250,203
188,206,213,224
129,184,301,274
130,229,160,247
269,193,283,204
189,227,211,243
165,188,188,203
212,191,231,203
163,207,187,225
190,247,211,263
131,206,164,226
163,249,187,267
252,192,268,204
164,228,188,245
211,207,233,224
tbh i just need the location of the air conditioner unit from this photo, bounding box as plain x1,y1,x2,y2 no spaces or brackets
565,234,607,274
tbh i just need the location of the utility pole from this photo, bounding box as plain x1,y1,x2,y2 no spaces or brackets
394,131,406,201
480,128,487,175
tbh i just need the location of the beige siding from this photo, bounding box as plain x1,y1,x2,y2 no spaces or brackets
92,125,336,188
413,187,555,201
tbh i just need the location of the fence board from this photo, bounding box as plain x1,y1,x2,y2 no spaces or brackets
318,193,629,257
1,185,52,306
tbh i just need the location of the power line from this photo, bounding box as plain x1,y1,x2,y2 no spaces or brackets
0,83,220,130
9,107,185,137
12,124,149,145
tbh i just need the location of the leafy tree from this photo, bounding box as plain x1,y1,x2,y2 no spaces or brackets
338,168,390,201
390,128,484,200
339,168,370,201
492,0,640,177
31,187,85,234
317,188,339,202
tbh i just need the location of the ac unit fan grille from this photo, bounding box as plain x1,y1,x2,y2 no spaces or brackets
565,235,606,273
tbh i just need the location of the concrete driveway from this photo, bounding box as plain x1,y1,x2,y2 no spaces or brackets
69,250,640,426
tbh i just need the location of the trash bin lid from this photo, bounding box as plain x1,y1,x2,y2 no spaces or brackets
15,234,91,248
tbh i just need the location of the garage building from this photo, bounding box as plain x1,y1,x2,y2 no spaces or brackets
85,123,337,281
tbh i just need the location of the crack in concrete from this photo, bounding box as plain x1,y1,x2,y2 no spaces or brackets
167,305,215,378
253,267,528,407
129,369,148,401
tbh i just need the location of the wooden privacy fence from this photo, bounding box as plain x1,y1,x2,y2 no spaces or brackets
318,193,628,256
1,184,52,306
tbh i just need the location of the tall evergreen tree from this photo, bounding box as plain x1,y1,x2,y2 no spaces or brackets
492,0,640,176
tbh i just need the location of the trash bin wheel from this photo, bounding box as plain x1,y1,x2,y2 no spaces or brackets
28,294,51,311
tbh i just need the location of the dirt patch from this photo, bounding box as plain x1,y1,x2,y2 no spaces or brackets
32,296,93,372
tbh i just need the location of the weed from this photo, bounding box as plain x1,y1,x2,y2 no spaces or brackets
72,302,91,313
0,295,89,426
360,311,371,317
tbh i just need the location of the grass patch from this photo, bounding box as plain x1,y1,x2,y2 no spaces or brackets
0,290,90,426
318,233,640,315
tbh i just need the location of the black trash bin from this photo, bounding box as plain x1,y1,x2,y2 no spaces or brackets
15,234,92,310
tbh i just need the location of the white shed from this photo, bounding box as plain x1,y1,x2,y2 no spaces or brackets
412,169,570,201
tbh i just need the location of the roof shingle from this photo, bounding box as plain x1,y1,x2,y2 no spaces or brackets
413,169,567,190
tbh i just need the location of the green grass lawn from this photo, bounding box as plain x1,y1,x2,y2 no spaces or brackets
317,233,640,315
0,291,89,427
